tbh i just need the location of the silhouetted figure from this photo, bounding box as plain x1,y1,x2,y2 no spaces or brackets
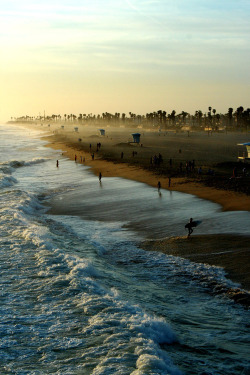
99,172,102,182
157,181,161,192
168,177,171,187
56,160,59,167
186,218,194,237
232,167,237,178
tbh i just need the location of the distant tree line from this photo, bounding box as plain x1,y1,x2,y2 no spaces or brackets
11,106,250,130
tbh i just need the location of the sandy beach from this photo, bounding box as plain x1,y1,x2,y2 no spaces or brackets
40,122,250,211
12,122,250,301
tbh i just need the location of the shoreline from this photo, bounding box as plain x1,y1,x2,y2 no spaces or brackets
141,234,250,285
45,134,250,212
10,121,250,212
141,234,250,306
10,123,250,302
44,135,250,288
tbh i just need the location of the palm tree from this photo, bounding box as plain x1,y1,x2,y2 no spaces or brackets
236,106,244,128
228,108,233,127
195,110,203,126
170,110,176,126
181,111,188,124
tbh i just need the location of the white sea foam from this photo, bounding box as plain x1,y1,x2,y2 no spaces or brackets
0,158,49,174
0,174,17,188
9,158,49,168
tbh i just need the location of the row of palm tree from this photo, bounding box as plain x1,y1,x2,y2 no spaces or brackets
11,106,250,130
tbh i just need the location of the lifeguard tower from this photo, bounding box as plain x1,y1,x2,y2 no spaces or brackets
99,129,105,136
131,133,141,143
237,142,250,162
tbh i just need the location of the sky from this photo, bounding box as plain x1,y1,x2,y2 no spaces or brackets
0,0,250,121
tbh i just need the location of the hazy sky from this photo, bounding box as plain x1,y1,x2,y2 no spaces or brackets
1,0,249,121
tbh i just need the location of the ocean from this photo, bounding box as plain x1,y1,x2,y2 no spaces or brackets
0,123,249,375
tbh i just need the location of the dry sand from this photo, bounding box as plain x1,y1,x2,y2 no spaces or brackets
13,122,250,301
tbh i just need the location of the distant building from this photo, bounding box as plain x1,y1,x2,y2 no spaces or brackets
131,133,141,143
74,127,78,132
237,142,250,162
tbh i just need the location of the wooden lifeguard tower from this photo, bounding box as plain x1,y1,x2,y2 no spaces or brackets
131,133,141,143
99,129,105,136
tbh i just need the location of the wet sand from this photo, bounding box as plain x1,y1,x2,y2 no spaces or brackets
141,235,250,291
141,234,250,307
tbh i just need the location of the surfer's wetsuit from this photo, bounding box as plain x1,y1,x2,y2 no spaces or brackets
186,218,194,237
188,225,193,236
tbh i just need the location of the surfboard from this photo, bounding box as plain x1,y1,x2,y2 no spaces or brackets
185,220,202,229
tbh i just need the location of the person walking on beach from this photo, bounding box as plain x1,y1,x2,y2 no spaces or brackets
157,181,161,192
56,160,59,167
185,218,202,238
186,218,194,237
99,172,102,182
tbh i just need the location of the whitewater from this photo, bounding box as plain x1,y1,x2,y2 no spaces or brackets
0,123,249,375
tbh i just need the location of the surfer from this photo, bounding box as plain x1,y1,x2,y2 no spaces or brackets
186,218,194,237
185,218,202,237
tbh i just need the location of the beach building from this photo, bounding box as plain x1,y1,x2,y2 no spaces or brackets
131,133,141,143
237,142,250,162
99,129,105,136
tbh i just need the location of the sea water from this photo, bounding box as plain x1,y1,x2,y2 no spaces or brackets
0,123,249,375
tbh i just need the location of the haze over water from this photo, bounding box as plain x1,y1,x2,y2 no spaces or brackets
0,123,249,374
